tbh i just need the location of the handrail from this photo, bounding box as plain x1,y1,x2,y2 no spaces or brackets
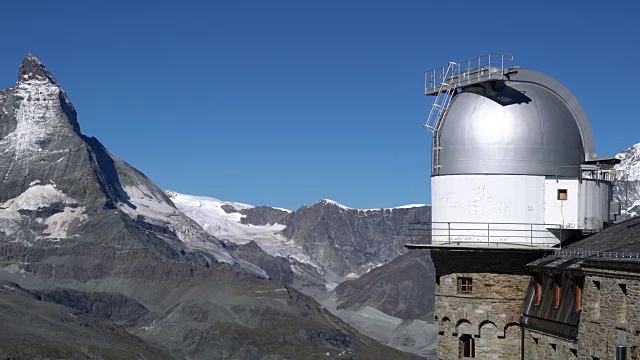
424,53,513,94
555,249,640,259
410,221,562,226
555,164,616,183
408,221,562,248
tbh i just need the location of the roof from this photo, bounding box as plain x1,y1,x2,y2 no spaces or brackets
528,217,640,271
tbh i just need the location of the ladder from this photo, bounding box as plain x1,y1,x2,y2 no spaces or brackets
423,53,514,175
423,62,459,132
431,94,457,175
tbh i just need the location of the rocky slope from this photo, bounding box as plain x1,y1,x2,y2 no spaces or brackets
615,142,640,217
169,192,430,279
333,250,435,321
169,191,435,357
280,199,430,277
318,250,437,359
0,55,420,359
0,280,173,359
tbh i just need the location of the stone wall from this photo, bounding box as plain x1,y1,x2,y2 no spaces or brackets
523,330,577,359
435,272,530,359
576,268,640,360
431,249,545,359
522,266,640,360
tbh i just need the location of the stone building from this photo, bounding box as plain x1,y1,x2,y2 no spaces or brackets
412,218,640,359
412,53,622,359
429,249,547,359
521,217,640,360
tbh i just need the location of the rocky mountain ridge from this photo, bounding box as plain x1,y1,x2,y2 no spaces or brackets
0,54,420,359
168,191,430,280
615,142,640,217
167,190,436,357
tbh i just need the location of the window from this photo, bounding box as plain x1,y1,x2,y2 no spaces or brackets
575,276,584,311
457,277,473,294
535,274,543,305
558,189,568,200
553,274,561,308
593,280,601,320
459,334,475,358
620,283,628,323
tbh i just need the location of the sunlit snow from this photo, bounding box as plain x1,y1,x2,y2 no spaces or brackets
167,191,322,269
0,184,85,240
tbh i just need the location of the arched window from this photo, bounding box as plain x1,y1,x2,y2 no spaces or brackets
459,334,475,358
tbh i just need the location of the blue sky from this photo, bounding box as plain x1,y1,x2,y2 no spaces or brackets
0,1,638,210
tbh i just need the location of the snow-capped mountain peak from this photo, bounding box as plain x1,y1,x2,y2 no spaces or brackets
19,54,60,85
614,141,640,217
615,142,640,181
319,199,351,209
0,55,266,277
317,198,428,212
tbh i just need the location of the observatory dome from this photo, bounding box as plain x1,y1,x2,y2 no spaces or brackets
436,73,590,177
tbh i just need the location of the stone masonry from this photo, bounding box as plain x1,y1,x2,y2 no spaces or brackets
577,267,640,359
436,272,529,359
431,249,547,359
522,266,640,359
523,330,577,360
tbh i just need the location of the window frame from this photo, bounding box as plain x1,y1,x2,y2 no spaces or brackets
459,334,475,358
558,189,568,201
553,273,561,308
457,277,473,294
575,276,584,311
535,274,543,305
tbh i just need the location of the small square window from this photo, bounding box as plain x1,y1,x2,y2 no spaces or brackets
558,189,568,200
457,277,473,294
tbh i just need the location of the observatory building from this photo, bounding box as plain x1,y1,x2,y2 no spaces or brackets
426,54,617,247
408,53,620,359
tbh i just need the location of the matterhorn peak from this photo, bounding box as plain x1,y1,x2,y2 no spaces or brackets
18,53,59,85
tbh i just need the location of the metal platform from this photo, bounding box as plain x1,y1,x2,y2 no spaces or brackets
423,53,515,132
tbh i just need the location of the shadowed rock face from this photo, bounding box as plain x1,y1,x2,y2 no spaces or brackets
280,200,430,277
0,55,422,359
334,250,435,321
320,251,437,359
235,240,295,284
240,206,290,225
0,280,173,359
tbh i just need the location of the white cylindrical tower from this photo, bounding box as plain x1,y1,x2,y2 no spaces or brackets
426,54,616,248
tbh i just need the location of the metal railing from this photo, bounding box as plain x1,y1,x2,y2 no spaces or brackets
554,164,616,183
424,53,514,96
555,249,640,259
408,221,562,248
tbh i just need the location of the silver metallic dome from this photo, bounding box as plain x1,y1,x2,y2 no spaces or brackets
434,70,594,177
